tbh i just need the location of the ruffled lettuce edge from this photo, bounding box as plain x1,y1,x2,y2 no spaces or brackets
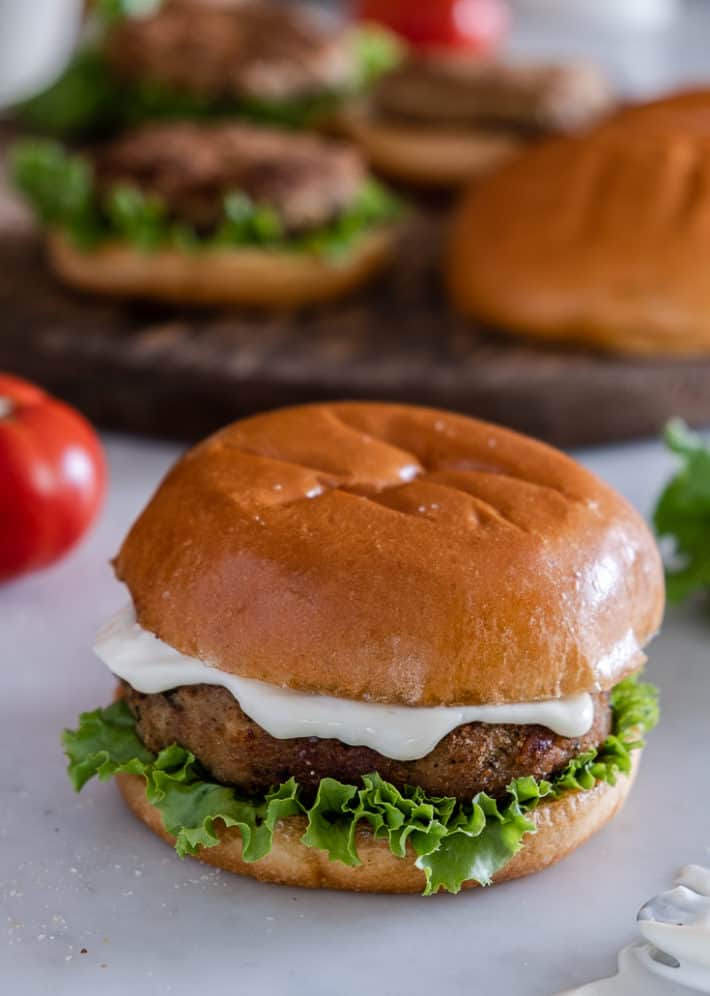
62,675,658,895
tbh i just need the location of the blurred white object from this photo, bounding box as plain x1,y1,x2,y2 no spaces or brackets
513,0,680,31
0,0,83,109
556,866,710,995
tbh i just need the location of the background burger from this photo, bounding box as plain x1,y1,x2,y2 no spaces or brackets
64,402,662,894
11,123,403,308
342,56,615,188
18,0,401,138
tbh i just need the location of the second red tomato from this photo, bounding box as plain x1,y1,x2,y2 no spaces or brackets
356,0,509,54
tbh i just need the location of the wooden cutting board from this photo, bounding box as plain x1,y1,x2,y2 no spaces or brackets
2,144,710,448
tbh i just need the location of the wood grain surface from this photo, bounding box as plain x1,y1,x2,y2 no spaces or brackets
2,135,710,447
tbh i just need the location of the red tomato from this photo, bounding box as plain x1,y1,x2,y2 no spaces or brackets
356,0,509,53
0,374,106,582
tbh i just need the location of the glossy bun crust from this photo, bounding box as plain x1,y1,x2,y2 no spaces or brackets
115,403,663,706
606,87,710,138
116,750,639,893
448,109,710,353
47,228,394,309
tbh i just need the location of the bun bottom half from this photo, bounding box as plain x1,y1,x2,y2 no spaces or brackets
46,227,395,309
340,109,523,188
116,751,639,894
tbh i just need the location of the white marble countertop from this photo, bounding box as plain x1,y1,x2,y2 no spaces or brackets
2,432,709,996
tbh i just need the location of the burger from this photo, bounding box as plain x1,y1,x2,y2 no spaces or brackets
342,55,614,188
18,0,401,139
64,403,663,894
11,123,402,308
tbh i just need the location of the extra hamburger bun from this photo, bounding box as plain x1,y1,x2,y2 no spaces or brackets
115,402,664,707
117,750,640,893
47,227,395,309
604,86,710,137
447,113,710,354
341,59,613,189
340,106,523,188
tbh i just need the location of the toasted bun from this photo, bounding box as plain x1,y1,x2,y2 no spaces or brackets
115,402,664,706
340,107,522,188
116,750,640,893
46,227,395,309
447,123,710,354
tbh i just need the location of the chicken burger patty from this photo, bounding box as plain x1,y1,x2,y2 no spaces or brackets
92,121,366,232
123,683,612,801
103,0,355,103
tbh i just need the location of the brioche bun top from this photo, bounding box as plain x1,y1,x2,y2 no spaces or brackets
605,87,710,137
115,403,664,706
447,95,710,354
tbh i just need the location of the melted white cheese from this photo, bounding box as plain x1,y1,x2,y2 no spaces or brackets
95,605,595,762
557,866,710,995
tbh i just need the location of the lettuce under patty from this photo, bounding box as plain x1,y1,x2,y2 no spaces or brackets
11,138,403,259
16,23,402,138
62,676,658,895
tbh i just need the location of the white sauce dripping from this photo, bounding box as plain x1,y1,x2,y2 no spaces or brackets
95,605,595,762
557,866,710,995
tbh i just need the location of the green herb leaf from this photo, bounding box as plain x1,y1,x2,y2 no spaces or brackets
62,677,657,895
654,419,710,604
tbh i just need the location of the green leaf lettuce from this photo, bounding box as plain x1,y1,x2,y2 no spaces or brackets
654,419,710,604
15,13,402,139
62,676,658,895
11,138,404,259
